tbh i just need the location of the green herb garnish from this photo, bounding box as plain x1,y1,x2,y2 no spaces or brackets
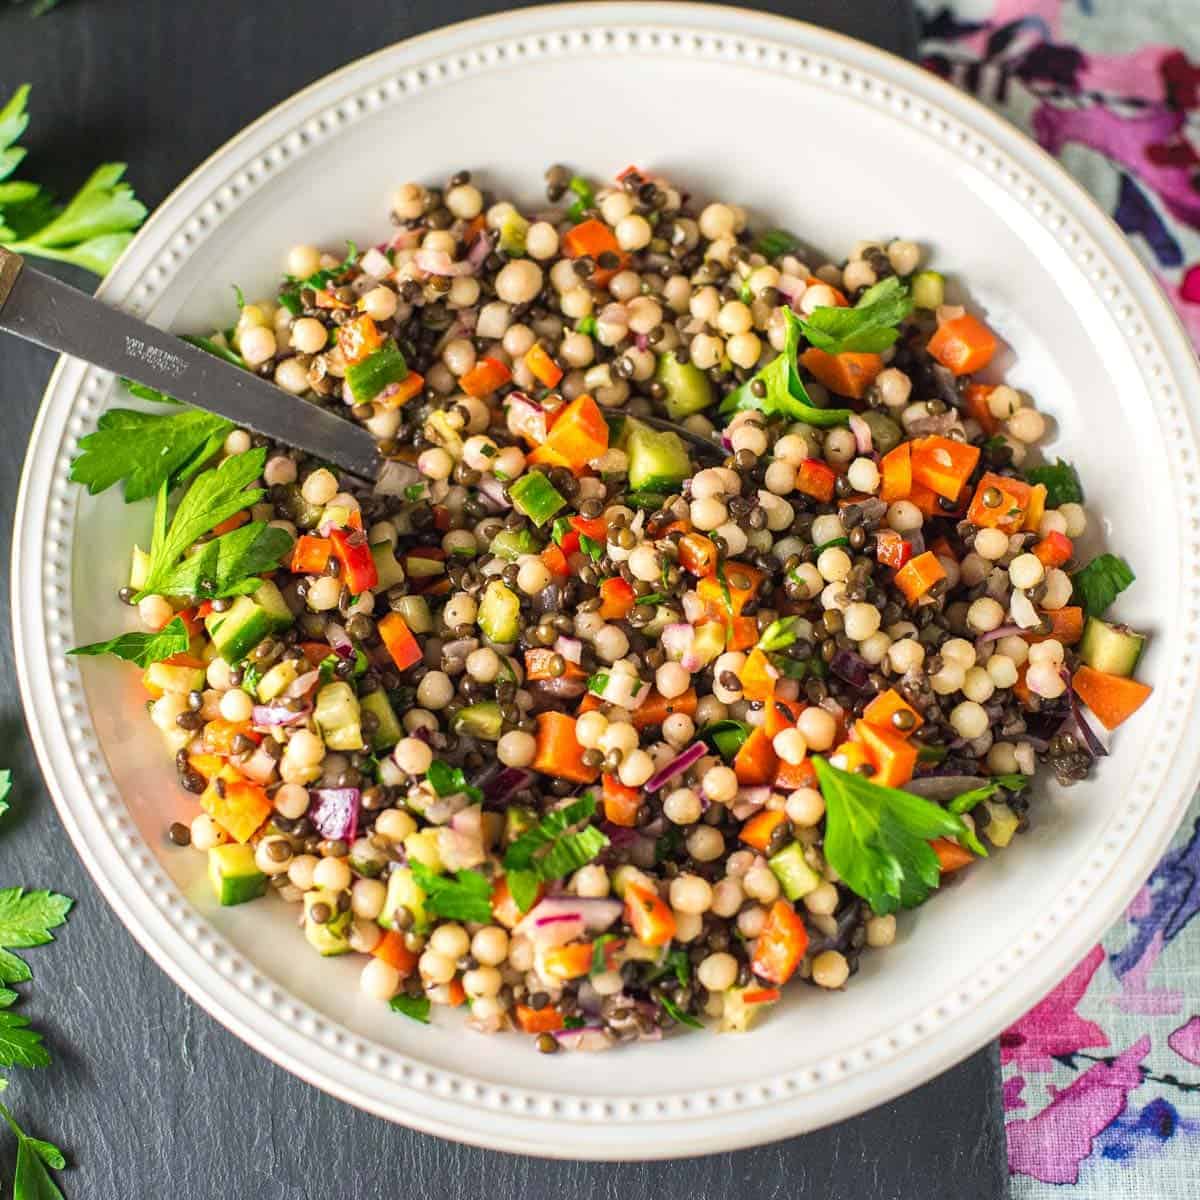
277,241,358,313
812,757,978,916
756,616,800,653
1072,553,1135,619
389,993,432,1024
579,534,604,562
1024,459,1083,508
68,616,190,668
409,863,493,924
699,719,751,761
948,774,1030,815
754,229,800,259
425,760,483,804
659,995,702,1029
503,794,609,912
798,276,913,355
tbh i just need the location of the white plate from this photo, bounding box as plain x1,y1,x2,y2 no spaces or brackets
13,3,1200,1159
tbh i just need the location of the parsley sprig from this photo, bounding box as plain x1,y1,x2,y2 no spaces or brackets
504,794,609,912
813,757,977,915
277,242,358,315
1072,553,1134,619
0,85,147,275
69,616,190,668
409,862,493,924
797,276,913,355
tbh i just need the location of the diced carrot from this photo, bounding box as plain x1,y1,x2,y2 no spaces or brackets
290,535,332,574
532,712,599,784
775,757,817,791
854,720,918,788
894,551,946,604
1033,531,1074,568
540,543,570,578
1022,483,1048,533
602,774,642,827
491,876,541,929
313,287,350,309
377,611,423,672
1071,666,1152,731
372,930,418,976
524,343,564,388
598,576,636,620
739,809,786,852
750,900,809,985
525,647,587,682
725,615,760,652
187,752,226,781
376,372,424,409
211,510,249,537
624,881,677,947
740,648,779,703
561,218,628,287
542,942,596,981
967,472,1033,532
1024,606,1084,647
202,718,260,756
201,767,270,844
678,532,719,577
909,436,981,501
794,457,838,503
445,979,467,1007
906,483,948,518
337,313,384,365
763,696,801,738
799,348,883,399
931,838,975,873
1012,664,1036,710
576,693,603,715
829,741,873,774
514,1003,565,1035
527,394,608,474
632,687,697,731
697,562,764,618
927,312,999,375
965,383,1000,435
862,688,924,735
734,726,778,786
460,356,512,399
879,443,912,503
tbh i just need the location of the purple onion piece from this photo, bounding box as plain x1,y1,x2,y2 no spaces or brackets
481,767,533,806
830,648,871,690
1061,673,1109,758
644,741,707,793
848,413,873,455
251,704,310,727
309,787,361,843
325,621,355,660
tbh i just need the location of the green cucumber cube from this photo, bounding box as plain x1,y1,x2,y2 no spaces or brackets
208,844,267,906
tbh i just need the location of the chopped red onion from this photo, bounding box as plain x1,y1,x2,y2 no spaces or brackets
476,474,511,511
661,623,701,671
325,621,355,660
309,788,360,843
730,786,770,820
359,246,392,279
552,1026,614,1052
634,333,649,352
848,413,873,455
976,624,1024,645
374,459,421,496
644,741,707,793
830,648,871,690
240,744,279,784
515,897,622,936
466,232,491,270
481,767,533,805
251,704,310,727
414,247,476,277
1062,670,1109,758
505,392,548,444
554,636,583,664
387,228,422,252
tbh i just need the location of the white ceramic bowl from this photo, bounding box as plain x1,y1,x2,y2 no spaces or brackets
14,3,1200,1159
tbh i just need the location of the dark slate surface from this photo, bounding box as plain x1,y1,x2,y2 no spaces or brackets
0,1,1007,1196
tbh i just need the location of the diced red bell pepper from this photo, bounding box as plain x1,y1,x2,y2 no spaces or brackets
750,900,809,985
1033,531,1073,568
598,576,635,620
794,458,837,503
377,612,422,671
337,313,384,365
460,356,512,398
328,527,378,593
524,343,564,388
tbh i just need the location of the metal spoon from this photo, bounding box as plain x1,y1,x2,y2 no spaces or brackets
0,247,723,477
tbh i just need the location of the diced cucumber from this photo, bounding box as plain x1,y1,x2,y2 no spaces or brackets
478,580,520,644
303,888,352,955
391,594,433,635
691,621,728,668
403,829,444,872
452,700,503,741
1078,616,1145,678
655,353,714,420
504,806,536,845
508,471,566,527
489,528,542,561
313,681,364,751
626,421,691,492
768,842,822,901
984,801,1019,849
360,689,403,751
208,844,266,907
719,986,775,1033
129,546,150,591
144,661,205,695
205,580,293,663
426,410,463,457
370,542,406,590
257,659,298,703
911,270,945,311
404,552,445,580
345,340,408,405
498,210,529,257
379,866,428,932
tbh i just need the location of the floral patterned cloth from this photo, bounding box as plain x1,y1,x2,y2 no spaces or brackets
917,2,1200,1192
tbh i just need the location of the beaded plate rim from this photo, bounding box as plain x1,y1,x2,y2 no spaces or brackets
13,3,1200,1158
